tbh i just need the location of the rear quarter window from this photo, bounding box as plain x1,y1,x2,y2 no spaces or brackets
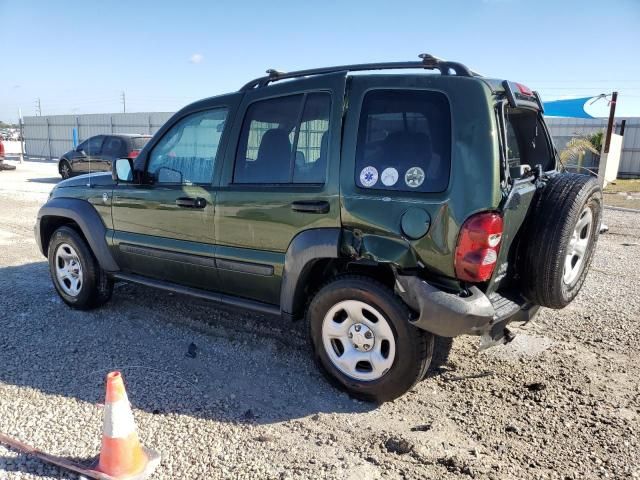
355,90,451,193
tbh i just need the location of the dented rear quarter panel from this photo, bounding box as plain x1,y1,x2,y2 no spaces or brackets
340,75,501,278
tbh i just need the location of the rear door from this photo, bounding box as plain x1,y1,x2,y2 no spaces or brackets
488,103,557,292
110,97,239,290
214,73,346,305
101,136,127,172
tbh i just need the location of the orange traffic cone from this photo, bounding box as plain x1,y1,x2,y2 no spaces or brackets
95,371,160,479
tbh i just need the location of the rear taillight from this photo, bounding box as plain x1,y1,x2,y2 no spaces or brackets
515,82,533,96
128,149,140,159
454,212,504,283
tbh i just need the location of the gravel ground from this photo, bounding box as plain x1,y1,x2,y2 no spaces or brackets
0,160,639,479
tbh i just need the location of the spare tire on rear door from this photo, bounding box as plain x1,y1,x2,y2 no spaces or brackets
521,173,602,309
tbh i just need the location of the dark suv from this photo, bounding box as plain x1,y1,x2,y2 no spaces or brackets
36,55,602,401
58,134,151,179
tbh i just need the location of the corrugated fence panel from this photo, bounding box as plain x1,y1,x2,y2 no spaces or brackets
545,117,639,177
78,114,114,140
47,115,76,158
23,113,174,159
22,113,640,177
149,113,174,133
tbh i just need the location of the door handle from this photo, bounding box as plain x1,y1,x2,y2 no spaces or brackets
176,197,207,209
291,200,330,214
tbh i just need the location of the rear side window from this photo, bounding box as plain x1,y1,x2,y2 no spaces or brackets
131,137,151,150
234,92,331,184
355,90,451,192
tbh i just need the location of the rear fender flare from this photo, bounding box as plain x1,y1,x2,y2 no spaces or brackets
280,228,341,318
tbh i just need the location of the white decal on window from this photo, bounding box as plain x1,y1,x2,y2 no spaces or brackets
405,167,425,188
381,167,399,187
359,166,379,187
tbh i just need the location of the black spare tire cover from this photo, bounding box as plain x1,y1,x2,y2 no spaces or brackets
520,173,602,309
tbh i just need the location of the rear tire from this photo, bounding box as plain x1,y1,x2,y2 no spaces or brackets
307,275,433,402
521,173,602,308
48,226,113,310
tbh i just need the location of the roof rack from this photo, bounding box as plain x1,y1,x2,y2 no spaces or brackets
239,53,480,91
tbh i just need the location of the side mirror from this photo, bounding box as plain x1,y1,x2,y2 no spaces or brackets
113,158,133,182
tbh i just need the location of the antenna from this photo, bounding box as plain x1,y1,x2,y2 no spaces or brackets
120,91,126,113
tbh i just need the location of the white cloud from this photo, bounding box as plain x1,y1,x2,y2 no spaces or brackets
189,53,204,64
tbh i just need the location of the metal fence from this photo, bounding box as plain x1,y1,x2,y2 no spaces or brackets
23,113,640,178
545,117,639,178
23,112,173,160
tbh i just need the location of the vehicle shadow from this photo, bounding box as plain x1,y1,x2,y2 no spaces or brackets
0,262,452,431
0,262,383,428
27,177,60,184
0,452,95,478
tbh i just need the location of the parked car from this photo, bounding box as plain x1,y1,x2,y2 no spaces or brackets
36,54,602,402
58,134,151,179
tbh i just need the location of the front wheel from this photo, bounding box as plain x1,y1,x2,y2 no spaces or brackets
307,275,433,402
48,226,113,310
59,160,72,179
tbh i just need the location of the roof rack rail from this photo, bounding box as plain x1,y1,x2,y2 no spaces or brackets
239,53,480,91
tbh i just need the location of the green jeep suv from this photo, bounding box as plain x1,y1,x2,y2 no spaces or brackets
36,54,602,401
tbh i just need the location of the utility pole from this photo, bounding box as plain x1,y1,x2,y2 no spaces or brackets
19,108,24,164
120,91,126,113
603,91,618,154
35,98,42,116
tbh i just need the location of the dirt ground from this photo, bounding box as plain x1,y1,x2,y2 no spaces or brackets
0,160,638,479
603,179,640,210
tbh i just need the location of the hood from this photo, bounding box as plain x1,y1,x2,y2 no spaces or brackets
56,172,116,188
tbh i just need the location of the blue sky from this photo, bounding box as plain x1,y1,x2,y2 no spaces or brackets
1,0,639,122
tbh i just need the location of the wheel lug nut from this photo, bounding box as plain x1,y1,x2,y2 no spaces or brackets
364,331,372,339
355,325,361,332
348,332,353,338
363,344,370,350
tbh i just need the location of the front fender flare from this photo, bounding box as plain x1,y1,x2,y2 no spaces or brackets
36,197,119,272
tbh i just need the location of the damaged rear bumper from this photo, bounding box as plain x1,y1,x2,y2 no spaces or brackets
395,275,539,341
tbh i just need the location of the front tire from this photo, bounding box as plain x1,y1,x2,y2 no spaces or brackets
307,275,433,402
59,159,72,179
48,226,113,310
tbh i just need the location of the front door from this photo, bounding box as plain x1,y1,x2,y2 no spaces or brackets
76,135,105,174
110,104,234,290
214,73,347,305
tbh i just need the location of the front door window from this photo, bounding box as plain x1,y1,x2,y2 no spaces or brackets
147,108,228,185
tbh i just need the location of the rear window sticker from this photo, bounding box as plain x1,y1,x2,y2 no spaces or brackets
405,167,425,188
360,166,379,187
381,167,399,186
